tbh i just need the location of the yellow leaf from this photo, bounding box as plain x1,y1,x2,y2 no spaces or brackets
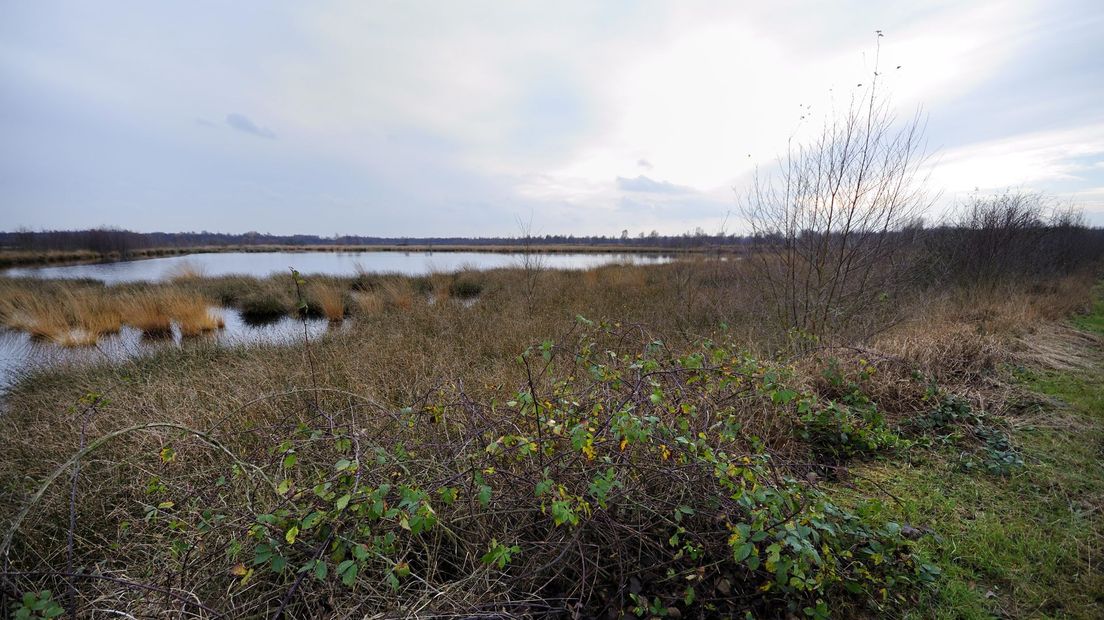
285,526,299,544
581,440,596,461
229,563,248,576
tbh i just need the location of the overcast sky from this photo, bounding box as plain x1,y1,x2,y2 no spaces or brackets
2,0,1102,236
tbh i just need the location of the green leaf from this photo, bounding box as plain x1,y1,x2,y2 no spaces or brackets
270,554,286,573
394,562,411,578
337,559,358,587
335,493,352,511
439,486,458,505
302,511,324,530
313,560,328,581
352,544,369,561
734,542,754,562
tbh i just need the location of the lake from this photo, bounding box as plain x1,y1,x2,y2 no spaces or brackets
1,250,670,284
0,250,671,388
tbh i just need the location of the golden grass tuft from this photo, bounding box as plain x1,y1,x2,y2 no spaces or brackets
63,290,123,336
122,292,173,338
353,291,384,315
165,260,205,282
381,280,415,311
164,292,223,336
311,284,346,322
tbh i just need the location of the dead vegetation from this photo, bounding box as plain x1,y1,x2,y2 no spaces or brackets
0,255,1100,617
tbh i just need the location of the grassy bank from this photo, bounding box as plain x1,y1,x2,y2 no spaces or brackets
0,263,1101,617
837,286,1104,618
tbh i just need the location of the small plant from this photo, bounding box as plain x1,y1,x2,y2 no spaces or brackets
10,590,64,619
481,539,521,568
959,424,1024,475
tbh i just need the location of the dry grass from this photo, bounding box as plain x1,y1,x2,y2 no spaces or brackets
165,260,205,282
352,290,384,314
0,262,1101,617
311,283,346,321
0,285,122,346
164,292,223,336
120,292,173,338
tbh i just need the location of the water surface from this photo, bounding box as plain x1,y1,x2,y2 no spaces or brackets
0,308,331,390
2,251,669,284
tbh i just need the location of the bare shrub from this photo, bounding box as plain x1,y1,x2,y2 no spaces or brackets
742,79,930,345
924,191,1104,286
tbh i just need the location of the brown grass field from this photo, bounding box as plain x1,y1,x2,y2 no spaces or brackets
0,259,1101,618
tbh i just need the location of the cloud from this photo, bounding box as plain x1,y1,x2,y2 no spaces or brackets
928,124,1104,196
2,1,1102,236
225,113,276,139
616,175,693,194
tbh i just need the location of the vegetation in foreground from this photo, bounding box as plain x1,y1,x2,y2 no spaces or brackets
0,243,1101,617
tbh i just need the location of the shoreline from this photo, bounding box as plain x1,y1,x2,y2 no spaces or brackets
0,243,733,269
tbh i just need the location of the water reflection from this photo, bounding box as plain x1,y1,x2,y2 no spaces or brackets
0,308,330,389
2,251,671,284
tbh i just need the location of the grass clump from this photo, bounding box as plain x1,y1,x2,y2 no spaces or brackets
308,283,346,322
239,292,288,324
448,274,484,299
164,292,223,336
121,292,173,338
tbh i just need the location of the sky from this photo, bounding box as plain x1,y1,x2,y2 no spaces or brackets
1,0,1102,236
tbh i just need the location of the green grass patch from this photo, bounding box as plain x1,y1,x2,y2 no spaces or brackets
834,286,1104,619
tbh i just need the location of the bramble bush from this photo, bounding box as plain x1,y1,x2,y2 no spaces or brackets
3,319,939,617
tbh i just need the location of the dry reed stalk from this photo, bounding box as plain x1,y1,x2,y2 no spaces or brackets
121,292,173,338
352,291,383,315
312,284,346,322
164,292,222,336
381,280,415,310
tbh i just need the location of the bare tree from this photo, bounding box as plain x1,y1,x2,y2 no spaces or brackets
516,214,546,311
742,60,930,344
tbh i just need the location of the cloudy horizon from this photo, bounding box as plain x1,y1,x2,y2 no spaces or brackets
2,0,1102,236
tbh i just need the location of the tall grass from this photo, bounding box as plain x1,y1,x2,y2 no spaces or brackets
309,283,346,321
0,257,1101,616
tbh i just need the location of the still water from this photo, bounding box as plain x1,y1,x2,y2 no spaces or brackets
2,250,669,284
0,251,670,388
0,308,332,390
